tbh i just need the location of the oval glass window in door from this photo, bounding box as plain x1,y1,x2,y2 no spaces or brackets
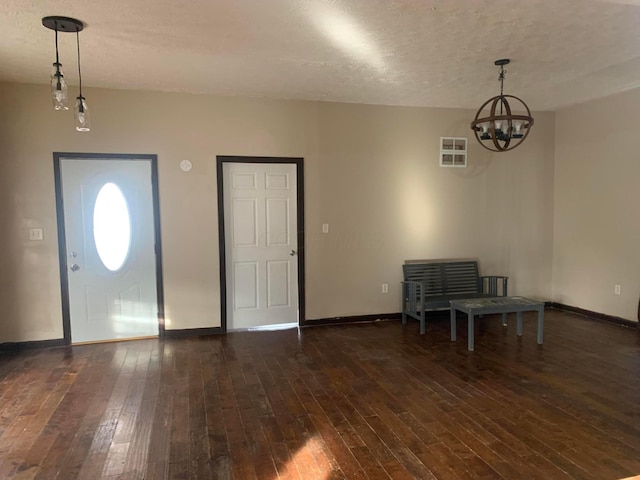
93,183,131,271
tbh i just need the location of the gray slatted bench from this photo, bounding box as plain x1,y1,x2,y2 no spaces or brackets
401,260,508,334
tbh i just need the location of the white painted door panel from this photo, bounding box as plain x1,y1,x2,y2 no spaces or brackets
60,159,158,343
224,163,298,329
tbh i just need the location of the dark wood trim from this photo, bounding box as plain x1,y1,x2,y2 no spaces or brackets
549,302,638,329
303,313,401,327
216,156,306,333
216,159,226,331
53,152,165,344
53,156,72,344
150,157,166,338
0,338,67,352
295,158,306,331
163,327,224,339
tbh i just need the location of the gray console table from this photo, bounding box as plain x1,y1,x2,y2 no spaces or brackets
450,296,545,351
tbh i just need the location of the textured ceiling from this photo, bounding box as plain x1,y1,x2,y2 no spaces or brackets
2,0,640,111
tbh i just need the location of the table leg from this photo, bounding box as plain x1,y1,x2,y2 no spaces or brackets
517,311,523,336
502,313,507,327
450,308,457,341
537,307,544,344
468,313,474,351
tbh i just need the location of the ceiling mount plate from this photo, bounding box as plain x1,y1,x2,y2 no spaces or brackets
495,58,510,66
42,16,84,33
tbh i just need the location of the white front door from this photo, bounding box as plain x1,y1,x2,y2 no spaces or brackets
59,158,159,343
223,162,299,329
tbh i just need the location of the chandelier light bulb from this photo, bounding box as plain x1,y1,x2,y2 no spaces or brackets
480,122,491,140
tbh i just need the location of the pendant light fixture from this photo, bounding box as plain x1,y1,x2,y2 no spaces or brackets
74,29,90,132
470,59,534,152
48,23,68,110
42,16,90,132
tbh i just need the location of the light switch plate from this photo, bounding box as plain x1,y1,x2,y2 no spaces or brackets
322,223,329,233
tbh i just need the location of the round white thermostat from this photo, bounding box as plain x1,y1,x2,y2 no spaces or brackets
180,160,192,172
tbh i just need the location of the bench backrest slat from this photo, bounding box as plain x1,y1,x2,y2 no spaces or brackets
403,260,480,295
442,262,479,294
403,263,444,294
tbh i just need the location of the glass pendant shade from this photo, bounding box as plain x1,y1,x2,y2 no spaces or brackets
74,96,90,132
50,63,68,110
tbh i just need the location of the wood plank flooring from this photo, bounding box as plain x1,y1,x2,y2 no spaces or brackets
0,308,639,479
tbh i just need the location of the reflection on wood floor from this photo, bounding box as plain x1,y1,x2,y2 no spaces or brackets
0,308,639,479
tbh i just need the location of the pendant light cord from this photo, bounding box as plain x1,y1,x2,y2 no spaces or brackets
76,29,83,98
54,26,60,66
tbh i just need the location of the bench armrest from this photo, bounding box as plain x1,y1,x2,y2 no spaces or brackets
480,276,508,296
401,280,425,298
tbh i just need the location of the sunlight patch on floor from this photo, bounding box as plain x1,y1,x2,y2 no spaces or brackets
274,435,331,480
232,322,298,332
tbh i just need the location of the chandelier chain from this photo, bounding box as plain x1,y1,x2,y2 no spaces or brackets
498,65,506,114
499,65,506,97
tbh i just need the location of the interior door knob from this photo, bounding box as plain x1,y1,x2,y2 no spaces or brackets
289,250,297,256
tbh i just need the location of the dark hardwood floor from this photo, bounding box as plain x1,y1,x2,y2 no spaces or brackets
1,308,639,479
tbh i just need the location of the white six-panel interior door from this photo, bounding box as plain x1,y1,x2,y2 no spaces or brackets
60,158,159,343
223,162,299,329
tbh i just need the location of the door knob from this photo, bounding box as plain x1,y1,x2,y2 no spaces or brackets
289,250,297,256
70,264,80,272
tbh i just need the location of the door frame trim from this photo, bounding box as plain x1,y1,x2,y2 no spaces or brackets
216,156,305,332
53,152,165,344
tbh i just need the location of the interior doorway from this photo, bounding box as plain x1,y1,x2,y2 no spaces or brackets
217,156,305,331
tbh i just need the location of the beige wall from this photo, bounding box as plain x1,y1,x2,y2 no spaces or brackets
0,82,555,343
553,89,640,321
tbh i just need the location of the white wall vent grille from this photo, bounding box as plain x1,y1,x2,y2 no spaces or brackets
440,137,467,167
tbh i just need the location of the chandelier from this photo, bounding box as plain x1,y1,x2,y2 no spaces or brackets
42,16,90,132
470,59,533,152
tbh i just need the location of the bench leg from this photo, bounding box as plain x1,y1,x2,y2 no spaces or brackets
401,287,407,325
419,313,426,335
502,313,507,327
517,312,523,336
468,313,474,351
450,308,456,341
537,307,544,344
